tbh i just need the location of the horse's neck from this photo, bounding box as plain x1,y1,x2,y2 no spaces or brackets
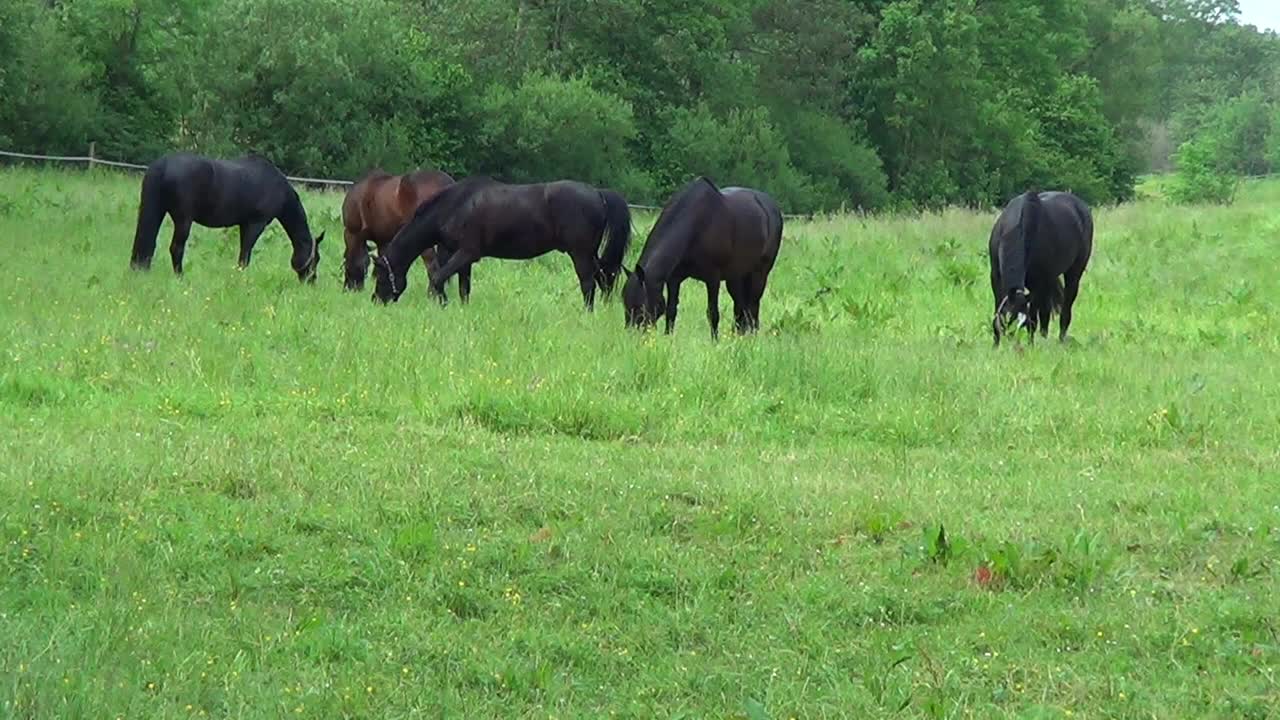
386,206,435,273
278,194,312,248
641,219,701,282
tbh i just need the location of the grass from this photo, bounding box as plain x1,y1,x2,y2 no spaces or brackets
1,165,1278,719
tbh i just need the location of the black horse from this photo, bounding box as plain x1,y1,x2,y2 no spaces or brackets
371,176,632,308
988,189,1093,346
622,177,783,339
129,152,324,281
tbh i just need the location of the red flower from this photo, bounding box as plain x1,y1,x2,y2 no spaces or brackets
973,565,994,588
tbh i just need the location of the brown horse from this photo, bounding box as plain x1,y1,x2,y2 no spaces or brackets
341,169,455,291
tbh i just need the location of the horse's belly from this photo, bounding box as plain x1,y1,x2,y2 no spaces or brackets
488,246,553,260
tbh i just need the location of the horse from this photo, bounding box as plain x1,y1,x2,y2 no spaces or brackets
621,177,783,339
128,152,323,281
988,189,1094,346
340,168,455,291
371,176,632,309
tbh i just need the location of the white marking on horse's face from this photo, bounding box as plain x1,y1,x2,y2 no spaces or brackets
1015,312,1028,328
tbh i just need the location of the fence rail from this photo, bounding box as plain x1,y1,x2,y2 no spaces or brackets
1,145,814,218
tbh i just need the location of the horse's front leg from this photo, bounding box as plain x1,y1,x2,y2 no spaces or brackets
664,279,682,334
238,221,270,269
429,248,479,305
570,252,600,311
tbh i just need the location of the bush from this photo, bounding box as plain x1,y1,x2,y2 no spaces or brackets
1031,74,1132,205
476,73,640,191
778,111,891,212
1168,135,1238,205
0,1,96,153
655,104,814,212
186,0,473,177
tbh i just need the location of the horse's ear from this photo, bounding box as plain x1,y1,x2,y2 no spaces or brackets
314,231,325,245
634,265,645,284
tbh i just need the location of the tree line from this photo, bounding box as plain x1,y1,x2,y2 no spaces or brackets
1,0,1277,212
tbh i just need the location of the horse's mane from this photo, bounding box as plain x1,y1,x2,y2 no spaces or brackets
380,176,495,273
638,177,721,277
355,167,393,183
403,169,455,186
408,175,495,224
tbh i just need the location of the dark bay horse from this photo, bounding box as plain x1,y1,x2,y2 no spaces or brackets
988,190,1094,346
622,177,783,339
371,177,632,309
129,152,323,281
341,168,455,291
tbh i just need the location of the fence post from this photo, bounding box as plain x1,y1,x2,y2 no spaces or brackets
88,142,96,169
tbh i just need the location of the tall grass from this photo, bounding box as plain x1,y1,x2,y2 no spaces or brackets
1,167,1278,718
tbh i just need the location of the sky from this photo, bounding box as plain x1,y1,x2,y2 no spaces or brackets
1238,0,1280,32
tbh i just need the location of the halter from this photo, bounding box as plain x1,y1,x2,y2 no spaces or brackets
376,255,398,297
303,236,318,277
993,289,1030,335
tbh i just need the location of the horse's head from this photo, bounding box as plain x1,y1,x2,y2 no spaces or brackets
343,247,371,290
371,255,405,304
622,264,663,329
597,266,622,297
994,287,1032,339
293,232,324,283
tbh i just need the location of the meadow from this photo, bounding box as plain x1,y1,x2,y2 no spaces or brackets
1,166,1278,719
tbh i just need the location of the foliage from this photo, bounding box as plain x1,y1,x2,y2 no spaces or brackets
182,0,473,176
655,104,813,210
1169,134,1240,205
476,73,640,192
0,0,1277,209
0,0,96,153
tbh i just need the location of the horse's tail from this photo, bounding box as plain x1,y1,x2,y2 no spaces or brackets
1020,188,1041,255
597,189,632,295
130,166,167,269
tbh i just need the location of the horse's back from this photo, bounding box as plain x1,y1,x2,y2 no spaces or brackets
721,187,782,265
1040,191,1093,261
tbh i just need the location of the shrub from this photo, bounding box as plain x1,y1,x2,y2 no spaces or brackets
186,0,473,177
655,104,814,212
475,73,640,190
1168,134,1238,205
779,111,891,212
0,0,96,153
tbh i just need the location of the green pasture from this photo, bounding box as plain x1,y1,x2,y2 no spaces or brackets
1,167,1278,718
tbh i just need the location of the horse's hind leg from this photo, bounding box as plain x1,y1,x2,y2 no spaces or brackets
169,217,193,275
746,271,770,333
727,277,751,334
705,276,722,340
130,191,166,271
1060,267,1084,342
1037,297,1051,339
238,220,270,269
458,264,472,304
570,252,599,311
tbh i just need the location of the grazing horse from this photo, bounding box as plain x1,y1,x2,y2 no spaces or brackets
988,189,1094,346
371,177,632,309
129,152,323,281
622,177,783,339
340,168,455,291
